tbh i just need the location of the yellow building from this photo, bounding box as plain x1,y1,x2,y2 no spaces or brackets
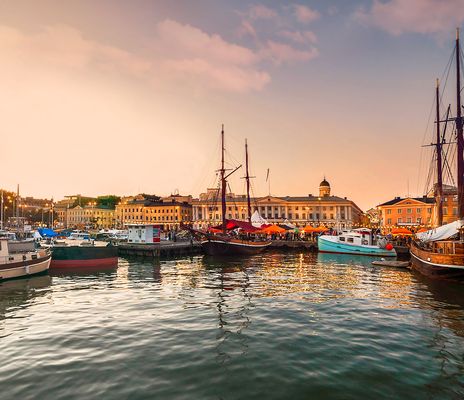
115,197,192,230
377,185,458,230
67,205,115,229
192,178,363,229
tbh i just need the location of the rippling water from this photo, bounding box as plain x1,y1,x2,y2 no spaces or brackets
1,252,464,399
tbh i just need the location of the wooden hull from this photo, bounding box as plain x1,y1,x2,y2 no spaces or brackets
201,237,271,256
50,245,118,269
410,241,464,280
0,254,51,281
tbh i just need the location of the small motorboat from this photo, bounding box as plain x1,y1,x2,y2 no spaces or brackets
0,237,51,281
318,228,396,257
371,259,410,268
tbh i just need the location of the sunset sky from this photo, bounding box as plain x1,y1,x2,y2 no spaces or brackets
1,0,464,209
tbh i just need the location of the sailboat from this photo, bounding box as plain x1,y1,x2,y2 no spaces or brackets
410,29,464,280
200,126,271,256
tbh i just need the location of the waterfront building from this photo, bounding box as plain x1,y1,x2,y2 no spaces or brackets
55,195,98,227
378,185,458,230
115,195,192,230
66,205,115,229
377,197,435,229
191,178,363,229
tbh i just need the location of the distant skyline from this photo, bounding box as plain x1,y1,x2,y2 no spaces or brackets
1,0,464,210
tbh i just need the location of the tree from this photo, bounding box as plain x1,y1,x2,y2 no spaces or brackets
96,195,121,209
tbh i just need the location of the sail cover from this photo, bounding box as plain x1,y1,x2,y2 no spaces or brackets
251,211,268,228
415,220,463,242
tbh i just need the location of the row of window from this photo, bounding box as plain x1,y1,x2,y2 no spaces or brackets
124,215,181,221
121,208,189,214
386,217,431,224
386,208,432,215
199,205,344,212
200,213,347,221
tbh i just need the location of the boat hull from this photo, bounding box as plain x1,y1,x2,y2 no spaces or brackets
318,236,396,257
201,238,271,256
50,245,118,269
410,242,464,280
0,254,51,281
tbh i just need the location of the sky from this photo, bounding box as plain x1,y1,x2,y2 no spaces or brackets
1,0,464,210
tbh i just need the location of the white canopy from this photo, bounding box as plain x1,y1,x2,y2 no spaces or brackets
281,219,296,229
416,220,463,242
251,210,268,228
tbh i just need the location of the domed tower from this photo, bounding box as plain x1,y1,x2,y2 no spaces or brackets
319,177,331,197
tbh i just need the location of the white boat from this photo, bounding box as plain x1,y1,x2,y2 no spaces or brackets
318,228,396,257
68,230,91,241
0,238,51,280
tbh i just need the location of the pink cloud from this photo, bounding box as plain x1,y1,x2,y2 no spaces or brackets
262,40,319,65
293,5,320,24
246,4,278,20
355,0,464,36
278,30,317,44
0,17,318,95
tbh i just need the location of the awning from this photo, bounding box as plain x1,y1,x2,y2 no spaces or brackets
391,227,413,236
415,220,462,242
211,219,260,233
38,228,58,237
260,225,287,234
251,211,269,228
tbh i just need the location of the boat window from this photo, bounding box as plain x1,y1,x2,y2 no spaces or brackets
347,237,354,243
32,254,37,260
339,237,345,242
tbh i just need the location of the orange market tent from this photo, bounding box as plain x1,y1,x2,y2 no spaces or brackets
303,225,329,233
260,225,286,234
391,227,413,235
303,226,317,233
416,227,428,233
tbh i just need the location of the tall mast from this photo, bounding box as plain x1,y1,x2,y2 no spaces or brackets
221,125,227,234
436,78,444,226
245,139,252,222
456,28,464,221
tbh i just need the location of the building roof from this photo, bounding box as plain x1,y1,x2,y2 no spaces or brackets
377,196,435,207
319,178,330,187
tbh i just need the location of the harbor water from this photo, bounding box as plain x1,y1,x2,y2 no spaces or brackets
1,252,464,399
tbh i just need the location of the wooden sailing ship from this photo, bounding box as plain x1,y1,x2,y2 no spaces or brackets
200,126,271,256
410,29,464,280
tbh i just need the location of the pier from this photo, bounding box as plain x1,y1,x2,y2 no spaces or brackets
118,241,202,258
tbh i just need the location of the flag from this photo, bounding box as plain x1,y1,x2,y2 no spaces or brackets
266,168,270,182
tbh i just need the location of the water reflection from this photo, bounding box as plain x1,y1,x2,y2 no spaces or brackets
0,274,52,323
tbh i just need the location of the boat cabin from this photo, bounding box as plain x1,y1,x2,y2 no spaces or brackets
68,231,91,241
338,228,373,246
0,238,9,258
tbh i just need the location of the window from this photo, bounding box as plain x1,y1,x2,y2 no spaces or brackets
387,209,392,215
407,218,412,223
453,207,458,215
427,208,432,213
407,208,412,214
417,218,421,223
398,209,402,214
339,237,345,242
397,218,402,223
387,218,392,225
417,208,421,213
347,237,354,243
443,207,448,215
296,213,299,219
